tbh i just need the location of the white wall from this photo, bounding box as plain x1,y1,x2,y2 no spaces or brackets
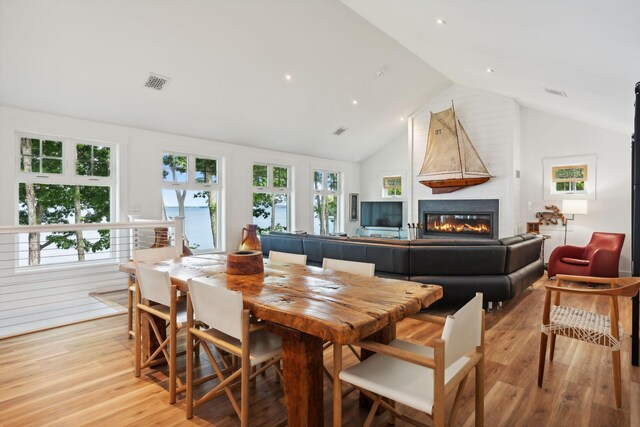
520,107,632,274
0,106,361,251
409,85,521,237
359,130,409,227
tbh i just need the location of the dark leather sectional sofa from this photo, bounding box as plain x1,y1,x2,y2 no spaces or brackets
259,232,544,305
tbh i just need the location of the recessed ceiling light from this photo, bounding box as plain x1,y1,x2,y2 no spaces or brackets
400,117,405,121
486,68,495,73
437,18,446,24
352,100,358,105
285,74,292,81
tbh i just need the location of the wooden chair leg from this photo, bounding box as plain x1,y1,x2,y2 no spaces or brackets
537,332,548,387
449,375,468,426
612,349,622,408
476,357,484,427
549,333,556,362
333,344,342,427
134,305,142,377
186,329,194,419
169,320,177,404
127,281,134,339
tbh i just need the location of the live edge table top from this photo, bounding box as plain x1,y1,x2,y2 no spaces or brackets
119,254,443,345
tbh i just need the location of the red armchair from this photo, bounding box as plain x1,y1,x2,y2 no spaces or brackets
547,232,625,278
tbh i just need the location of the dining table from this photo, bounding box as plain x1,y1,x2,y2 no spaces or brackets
119,254,443,426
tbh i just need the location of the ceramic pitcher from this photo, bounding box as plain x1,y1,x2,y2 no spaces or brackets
239,224,261,251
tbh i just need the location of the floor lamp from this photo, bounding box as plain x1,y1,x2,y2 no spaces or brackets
561,200,588,245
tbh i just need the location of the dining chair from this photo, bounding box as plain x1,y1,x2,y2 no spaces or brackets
185,278,283,425
127,246,180,338
321,258,376,383
134,262,187,404
334,293,485,427
322,258,375,277
269,250,307,265
538,274,640,408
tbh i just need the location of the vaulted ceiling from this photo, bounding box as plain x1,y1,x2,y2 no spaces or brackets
0,0,450,162
1,1,637,164
342,0,640,136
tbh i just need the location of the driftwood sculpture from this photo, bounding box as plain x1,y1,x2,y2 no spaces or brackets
535,205,565,225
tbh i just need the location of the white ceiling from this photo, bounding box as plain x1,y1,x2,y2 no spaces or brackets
341,0,640,136
0,0,451,162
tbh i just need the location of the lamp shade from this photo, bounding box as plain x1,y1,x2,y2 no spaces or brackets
562,199,588,215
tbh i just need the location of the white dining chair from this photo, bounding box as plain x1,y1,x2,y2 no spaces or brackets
322,258,375,277
127,246,181,339
321,258,375,387
134,263,187,404
186,278,283,425
334,293,485,427
269,250,307,265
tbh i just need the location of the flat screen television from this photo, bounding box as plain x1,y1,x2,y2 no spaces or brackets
360,201,403,228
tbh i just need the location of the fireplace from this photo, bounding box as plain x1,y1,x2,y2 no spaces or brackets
424,212,492,237
418,199,499,239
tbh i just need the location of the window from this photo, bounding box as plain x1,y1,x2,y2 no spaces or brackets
252,163,290,233
552,165,587,193
313,170,340,235
543,155,597,201
76,144,111,177
382,176,402,197
20,138,63,174
17,134,115,266
162,152,221,252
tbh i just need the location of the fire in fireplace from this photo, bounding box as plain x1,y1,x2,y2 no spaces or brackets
424,212,492,237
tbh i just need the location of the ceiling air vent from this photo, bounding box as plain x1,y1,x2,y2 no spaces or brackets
333,127,348,136
543,87,567,98
144,73,170,91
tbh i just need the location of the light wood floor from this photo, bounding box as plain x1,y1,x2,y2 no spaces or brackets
1,275,639,427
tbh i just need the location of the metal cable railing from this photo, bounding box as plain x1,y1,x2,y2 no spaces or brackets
0,217,184,339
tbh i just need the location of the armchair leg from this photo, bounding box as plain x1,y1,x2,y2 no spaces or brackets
612,350,622,408
537,332,548,387
549,333,557,362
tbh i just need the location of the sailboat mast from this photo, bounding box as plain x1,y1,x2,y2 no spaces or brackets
452,104,465,179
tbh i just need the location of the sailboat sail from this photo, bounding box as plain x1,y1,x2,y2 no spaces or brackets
418,104,491,193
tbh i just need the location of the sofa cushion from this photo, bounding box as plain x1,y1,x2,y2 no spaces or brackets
259,234,304,255
365,244,410,275
561,257,590,266
504,238,543,274
507,260,544,297
499,236,524,246
520,233,538,241
410,246,507,276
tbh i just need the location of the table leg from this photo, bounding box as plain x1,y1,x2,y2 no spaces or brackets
280,328,324,427
359,323,396,408
633,292,639,366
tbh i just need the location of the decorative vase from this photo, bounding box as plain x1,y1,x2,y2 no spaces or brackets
226,250,264,275
239,224,261,251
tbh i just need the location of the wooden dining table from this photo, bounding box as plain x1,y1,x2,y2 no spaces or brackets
119,254,443,426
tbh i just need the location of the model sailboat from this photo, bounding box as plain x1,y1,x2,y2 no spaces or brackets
418,104,492,194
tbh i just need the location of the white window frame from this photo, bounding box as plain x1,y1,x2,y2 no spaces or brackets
312,169,341,235
543,154,597,201
252,163,292,233
15,132,118,267
382,175,403,199
161,151,222,252
17,132,116,188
